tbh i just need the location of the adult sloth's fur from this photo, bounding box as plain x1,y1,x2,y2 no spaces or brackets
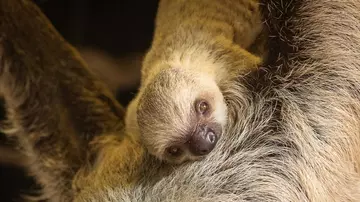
1,0,360,201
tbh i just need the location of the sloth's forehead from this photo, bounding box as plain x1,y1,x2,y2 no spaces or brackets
141,79,219,113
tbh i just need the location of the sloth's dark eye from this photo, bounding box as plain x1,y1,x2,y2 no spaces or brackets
166,146,183,157
196,100,210,115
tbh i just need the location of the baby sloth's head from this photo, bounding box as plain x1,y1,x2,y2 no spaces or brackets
137,68,227,164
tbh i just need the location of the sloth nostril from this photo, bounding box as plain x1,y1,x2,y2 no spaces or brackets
207,132,216,143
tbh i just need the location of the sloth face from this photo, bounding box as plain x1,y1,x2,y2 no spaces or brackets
163,98,224,161
137,68,227,164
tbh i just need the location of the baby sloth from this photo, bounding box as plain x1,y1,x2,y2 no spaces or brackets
125,0,264,164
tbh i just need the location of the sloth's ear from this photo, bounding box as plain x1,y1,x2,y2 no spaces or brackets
0,0,125,199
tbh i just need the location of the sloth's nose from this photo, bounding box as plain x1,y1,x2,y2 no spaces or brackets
188,126,218,156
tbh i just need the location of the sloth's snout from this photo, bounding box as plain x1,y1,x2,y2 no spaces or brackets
187,125,219,156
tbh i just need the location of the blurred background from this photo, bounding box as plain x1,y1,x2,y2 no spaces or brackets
0,0,159,201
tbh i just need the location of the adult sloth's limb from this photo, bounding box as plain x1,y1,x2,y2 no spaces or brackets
0,0,125,200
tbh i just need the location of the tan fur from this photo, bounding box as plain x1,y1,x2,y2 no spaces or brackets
125,0,265,164
2,0,360,201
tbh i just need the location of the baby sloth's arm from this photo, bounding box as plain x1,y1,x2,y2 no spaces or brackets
141,0,264,83
125,0,265,164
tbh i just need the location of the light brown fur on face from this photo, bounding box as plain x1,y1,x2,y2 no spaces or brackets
125,0,265,164
134,68,227,163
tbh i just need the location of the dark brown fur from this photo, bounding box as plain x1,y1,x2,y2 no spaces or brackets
0,0,124,200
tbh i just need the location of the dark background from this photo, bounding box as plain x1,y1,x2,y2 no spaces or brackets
0,0,159,201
